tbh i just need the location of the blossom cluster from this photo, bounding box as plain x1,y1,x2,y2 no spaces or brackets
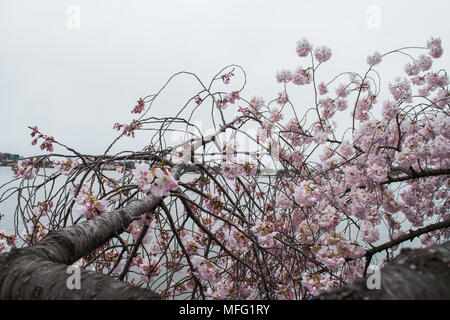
113,119,142,138
12,158,39,180
131,98,146,114
32,200,53,218
249,96,265,112
221,69,235,84
0,214,16,255
220,158,258,180
29,126,54,152
216,91,240,109
131,163,179,197
366,51,382,66
54,158,79,175
70,184,108,219
205,194,223,213
127,213,154,243
277,38,332,86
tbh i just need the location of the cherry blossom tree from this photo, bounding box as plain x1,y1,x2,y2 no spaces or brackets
0,37,449,299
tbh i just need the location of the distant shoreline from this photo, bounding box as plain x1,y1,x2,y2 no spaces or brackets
0,162,288,176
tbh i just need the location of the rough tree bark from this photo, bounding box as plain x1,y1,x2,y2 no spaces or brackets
0,197,166,299
316,241,450,300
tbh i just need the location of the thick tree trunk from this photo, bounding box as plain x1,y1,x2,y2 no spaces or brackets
317,241,450,300
0,176,177,299
0,198,165,299
0,249,160,299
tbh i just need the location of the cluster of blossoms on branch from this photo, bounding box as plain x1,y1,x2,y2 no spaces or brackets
131,98,146,114
70,183,109,219
12,158,39,180
54,158,79,175
216,91,240,109
113,119,142,138
29,126,54,152
221,68,235,84
131,163,179,197
176,36,448,297
276,39,332,86
0,215,16,255
31,200,53,218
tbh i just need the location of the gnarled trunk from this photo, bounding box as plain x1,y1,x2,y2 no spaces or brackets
0,194,166,299
0,249,160,299
317,241,450,300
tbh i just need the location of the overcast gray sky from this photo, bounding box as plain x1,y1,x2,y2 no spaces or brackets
1,0,449,157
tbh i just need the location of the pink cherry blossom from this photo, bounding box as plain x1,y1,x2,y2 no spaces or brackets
318,82,328,95
335,84,349,98
296,38,313,57
416,54,433,71
276,69,292,83
12,159,38,180
292,66,312,86
314,46,332,63
249,96,264,112
366,51,382,66
404,61,420,76
381,100,399,120
221,69,235,84
131,98,145,114
276,91,289,105
54,158,79,175
389,77,412,102
427,36,443,58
